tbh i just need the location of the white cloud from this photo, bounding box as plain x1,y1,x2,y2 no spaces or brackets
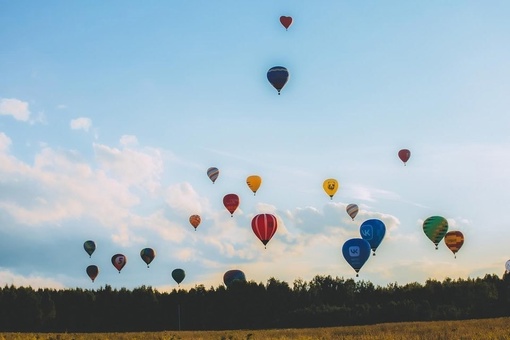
0,98,30,121
70,117,92,132
93,142,163,193
0,268,65,289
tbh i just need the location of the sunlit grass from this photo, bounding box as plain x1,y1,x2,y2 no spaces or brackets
1,317,510,339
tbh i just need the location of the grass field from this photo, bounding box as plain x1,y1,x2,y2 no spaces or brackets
1,317,510,339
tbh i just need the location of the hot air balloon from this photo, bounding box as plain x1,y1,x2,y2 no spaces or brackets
172,268,186,285
267,66,289,95
207,167,219,184
246,175,262,195
140,248,156,268
323,178,339,200
223,269,246,287
342,238,371,277
111,254,127,273
251,213,278,248
360,219,386,255
506,260,510,273
423,216,449,250
86,265,99,282
398,149,411,165
444,231,464,258
346,204,359,221
223,194,240,217
189,214,201,231
280,16,292,30
83,240,96,258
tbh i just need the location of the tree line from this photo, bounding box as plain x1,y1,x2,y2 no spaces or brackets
1,273,510,332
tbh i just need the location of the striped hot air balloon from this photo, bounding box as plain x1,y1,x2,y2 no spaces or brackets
423,216,449,250
346,204,359,221
252,213,278,248
444,231,464,258
207,167,219,184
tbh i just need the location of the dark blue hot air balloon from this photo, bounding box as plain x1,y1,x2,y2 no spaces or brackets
360,219,386,256
223,269,246,287
267,66,289,95
342,238,371,277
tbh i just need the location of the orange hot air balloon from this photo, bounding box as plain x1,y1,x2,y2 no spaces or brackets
189,214,201,231
246,175,262,195
444,231,464,258
111,254,127,273
398,149,411,165
280,16,293,30
323,178,339,200
252,213,278,248
223,194,240,217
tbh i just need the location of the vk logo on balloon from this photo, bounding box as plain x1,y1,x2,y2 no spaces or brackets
349,246,360,257
360,225,373,240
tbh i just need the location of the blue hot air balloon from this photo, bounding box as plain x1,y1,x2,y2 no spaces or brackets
267,66,289,95
342,238,371,277
360,219,386,256
223,269,246,287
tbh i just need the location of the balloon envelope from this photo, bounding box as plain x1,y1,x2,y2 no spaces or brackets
207,167,219,183
346,204,359,220
398,149,411,165
86,265,99,282
360,219,386,255
246,175,262,195
172,268,186,285
140,248,156,267
267,66,289,95
189,214,201,230
223,269,246,287
223,194,240,216
342,238,371,277
423,216,449,249
83,240,96,258
111,254,127,273
444,231,464,257
280,16,292,30
252,213,278,247
323,178,339,199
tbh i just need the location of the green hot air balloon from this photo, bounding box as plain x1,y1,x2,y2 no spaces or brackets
83,240,96,258
172,268,185,285
423,216,449,249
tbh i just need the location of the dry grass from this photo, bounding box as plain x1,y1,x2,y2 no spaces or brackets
1,317,510,339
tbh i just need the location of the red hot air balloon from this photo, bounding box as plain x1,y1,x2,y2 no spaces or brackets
111,254,127,273
223,194,240,217
86,265,99,282
252,213,278,248
398,149,411,165
280,16,293,30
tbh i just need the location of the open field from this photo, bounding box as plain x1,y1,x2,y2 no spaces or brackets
1,317,510,340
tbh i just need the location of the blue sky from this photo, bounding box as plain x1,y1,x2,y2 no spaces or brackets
1,1,510,291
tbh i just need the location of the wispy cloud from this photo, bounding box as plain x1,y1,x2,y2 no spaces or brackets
70,117,92,132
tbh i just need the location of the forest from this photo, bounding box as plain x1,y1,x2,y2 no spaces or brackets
1,273,510,332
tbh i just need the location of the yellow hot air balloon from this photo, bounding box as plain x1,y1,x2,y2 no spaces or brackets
246,175,262,195
323,178,339,200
